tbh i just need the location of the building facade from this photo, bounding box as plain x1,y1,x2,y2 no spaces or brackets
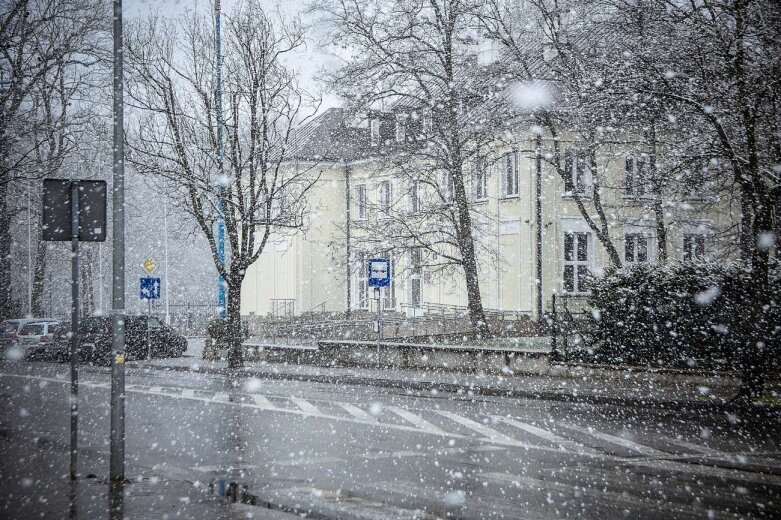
240,107,737,323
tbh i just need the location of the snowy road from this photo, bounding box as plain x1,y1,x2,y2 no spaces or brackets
1,359,780,519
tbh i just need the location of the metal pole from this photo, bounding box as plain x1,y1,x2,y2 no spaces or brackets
215,1,226,319
109,0,126,483
69,181,80,481
163,194,170,325
27,181,32,315
375,287,381,367
146,299,151,360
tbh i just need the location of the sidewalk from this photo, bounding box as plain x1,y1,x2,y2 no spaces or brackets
133,339,781,413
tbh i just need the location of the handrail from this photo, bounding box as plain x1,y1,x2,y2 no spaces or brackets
302,301,328,314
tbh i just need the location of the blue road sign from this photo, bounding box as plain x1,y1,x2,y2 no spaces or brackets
140,277,161,300
368,258,391,287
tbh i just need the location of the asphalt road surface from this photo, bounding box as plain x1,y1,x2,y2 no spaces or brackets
1,357,779,519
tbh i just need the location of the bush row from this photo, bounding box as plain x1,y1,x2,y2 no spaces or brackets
578,261,780,370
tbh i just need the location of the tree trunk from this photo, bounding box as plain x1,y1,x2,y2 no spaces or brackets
736,188,775,398
225,274,244,369
0,183,12,320
31,232,47,316
450,161,489,337
647,123,667,263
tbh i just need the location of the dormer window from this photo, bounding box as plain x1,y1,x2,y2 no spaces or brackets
370,119,380,146
395,115,407,143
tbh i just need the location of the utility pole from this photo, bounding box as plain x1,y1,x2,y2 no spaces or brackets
163,193,170,325
69,182,80,480
109,0,126,483
215,0,226,319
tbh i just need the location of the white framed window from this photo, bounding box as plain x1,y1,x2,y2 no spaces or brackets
563,232,591,293
422,110,433,135
355,184,367,220
501,152,519,198
563,148,592,196
683,234,707,261
472,159,488,201
410,178,421,214
378,180,392,217
395,115,407,142
625,154,651,197
624,233,650,264
357,252,368,309
370,119,380,146
409,248,422,307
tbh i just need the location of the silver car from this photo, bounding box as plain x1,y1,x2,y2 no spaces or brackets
17,321,61,358
1,318,56,345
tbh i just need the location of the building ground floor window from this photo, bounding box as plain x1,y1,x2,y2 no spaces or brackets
563,231,591,294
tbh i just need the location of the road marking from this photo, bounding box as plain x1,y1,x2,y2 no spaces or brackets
562,423,667,457
0,371,629,457
251,394,273,408
181,388,195,398
291,397,320,415
389,406,445,435
149,386,162,393
494,416,598,455
338,402,377,423
437,410,520,445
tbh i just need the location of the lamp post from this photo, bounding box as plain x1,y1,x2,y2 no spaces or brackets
215,0,226,319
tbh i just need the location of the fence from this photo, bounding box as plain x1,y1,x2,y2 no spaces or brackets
166,302,220,336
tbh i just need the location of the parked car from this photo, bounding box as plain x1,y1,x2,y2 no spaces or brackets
1,318,59,354
76,315,187,365
16,321,61,360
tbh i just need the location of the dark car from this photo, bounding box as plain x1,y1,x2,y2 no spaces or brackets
76,315,187,365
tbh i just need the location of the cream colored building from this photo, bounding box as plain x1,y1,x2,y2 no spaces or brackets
241,107,737,323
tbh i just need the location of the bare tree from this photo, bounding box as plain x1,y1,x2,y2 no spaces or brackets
317,0,511,335
126,1,320,368
0,0,107,319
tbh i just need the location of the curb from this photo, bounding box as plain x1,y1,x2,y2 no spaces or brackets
132,361,780,417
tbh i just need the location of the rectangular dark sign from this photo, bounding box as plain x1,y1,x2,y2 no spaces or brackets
42,179,107,242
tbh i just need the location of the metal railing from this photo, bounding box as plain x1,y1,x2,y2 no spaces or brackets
302,301,327,315
400,302,530,321
270,299,295,317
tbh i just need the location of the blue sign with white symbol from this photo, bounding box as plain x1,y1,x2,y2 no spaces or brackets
368,258,391,287
140,277,161,300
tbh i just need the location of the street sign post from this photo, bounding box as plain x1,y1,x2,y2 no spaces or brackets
140,277,161,359
368,259,390,367
42,178,107,481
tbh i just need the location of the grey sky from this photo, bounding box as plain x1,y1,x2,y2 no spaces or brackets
125,0,342,114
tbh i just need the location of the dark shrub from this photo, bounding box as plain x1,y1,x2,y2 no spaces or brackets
583,261,780,370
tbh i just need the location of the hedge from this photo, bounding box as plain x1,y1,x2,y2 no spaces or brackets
581,261,780,371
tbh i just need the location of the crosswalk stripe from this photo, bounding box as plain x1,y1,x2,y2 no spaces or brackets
291,397,320,415
252,394,273,408
495,416,598,455
562,424,666,457
437,410,519,445
389,407,445,435
338,402,377,423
